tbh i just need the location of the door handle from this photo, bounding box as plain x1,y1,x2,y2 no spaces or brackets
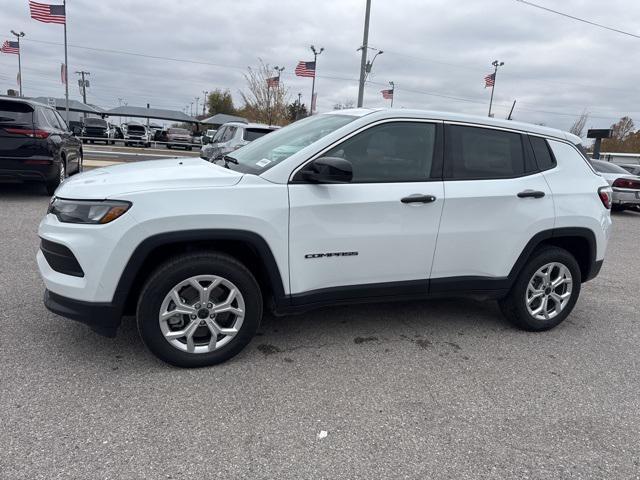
517,190,545,199
401,194,437,204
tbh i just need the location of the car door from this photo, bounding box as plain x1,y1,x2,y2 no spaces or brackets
429,123,555,290
288,120,445,301
54,110,81,171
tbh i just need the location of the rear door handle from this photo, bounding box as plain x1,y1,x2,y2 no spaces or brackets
401,194,437,204
517,190,545,199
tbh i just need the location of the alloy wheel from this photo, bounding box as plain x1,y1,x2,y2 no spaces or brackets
525,262,573,321
158,275,245,354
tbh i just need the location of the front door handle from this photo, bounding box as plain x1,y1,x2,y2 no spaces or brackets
401,194,436,204
517,190,545,199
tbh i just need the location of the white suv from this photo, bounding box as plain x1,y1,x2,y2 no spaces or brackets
38,109,613,367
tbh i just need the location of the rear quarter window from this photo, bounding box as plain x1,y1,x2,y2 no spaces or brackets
529,136,557,171
243,128,273,141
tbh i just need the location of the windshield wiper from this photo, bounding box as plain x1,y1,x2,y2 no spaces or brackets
223,155,238,164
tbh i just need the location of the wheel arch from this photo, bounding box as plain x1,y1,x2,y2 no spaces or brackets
508,227,597,285
114,230,287,316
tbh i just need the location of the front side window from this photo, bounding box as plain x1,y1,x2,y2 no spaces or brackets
221,127,236,142
445,125,530,180
321,121,437,183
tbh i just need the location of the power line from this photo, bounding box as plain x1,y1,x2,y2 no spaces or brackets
515,0,640,39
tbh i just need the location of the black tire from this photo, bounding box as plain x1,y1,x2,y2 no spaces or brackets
611,204,624,212
499,246,581,331
136,252,263,367
45,159,66,196
166,144,171,149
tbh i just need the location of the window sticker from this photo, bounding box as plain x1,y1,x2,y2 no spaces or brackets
256,158,272,167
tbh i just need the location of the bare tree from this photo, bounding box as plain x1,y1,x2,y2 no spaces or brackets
569,109,589,137
239,59,289,125
333,99,355,110
610,116,635,141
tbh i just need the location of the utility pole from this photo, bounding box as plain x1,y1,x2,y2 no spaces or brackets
309,45,324,114
75,70,90,104
10,30,25,97
190,102,193,117
202,90,208,116
357,0,372,107
487,59,504,118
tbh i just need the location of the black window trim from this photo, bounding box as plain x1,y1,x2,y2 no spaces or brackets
289,118,445,184
442,122,540,181
527,133,558,172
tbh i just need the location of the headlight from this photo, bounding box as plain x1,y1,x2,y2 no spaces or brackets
48,198,132,224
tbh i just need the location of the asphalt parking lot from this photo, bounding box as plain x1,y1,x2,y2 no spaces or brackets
1,182,639,479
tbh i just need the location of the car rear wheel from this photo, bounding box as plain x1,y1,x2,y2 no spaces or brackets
499,246,581,331
45,160,66,196
136,252,263,367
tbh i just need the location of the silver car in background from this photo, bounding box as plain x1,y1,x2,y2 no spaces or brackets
200,122,278,161
591,160,640,211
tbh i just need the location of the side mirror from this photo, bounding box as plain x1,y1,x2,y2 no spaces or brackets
299,157,353,183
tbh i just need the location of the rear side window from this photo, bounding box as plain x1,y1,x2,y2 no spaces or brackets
41,108,63,129
0,100,34,125
529,136,556,171
445,125,531,180
244,128,273,141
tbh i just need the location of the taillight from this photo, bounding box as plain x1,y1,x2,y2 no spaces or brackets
4,127,50,139
598,187,612,210
612,177,640,190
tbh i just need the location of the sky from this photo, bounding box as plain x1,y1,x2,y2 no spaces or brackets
0,0,638,134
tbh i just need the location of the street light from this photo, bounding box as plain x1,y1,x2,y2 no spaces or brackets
487,60,505,118
309,45,324,113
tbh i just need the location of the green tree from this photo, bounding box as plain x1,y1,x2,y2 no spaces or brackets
206,89,236,116
287,101,308,122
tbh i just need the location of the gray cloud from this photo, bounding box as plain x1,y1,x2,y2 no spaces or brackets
1,0,638,132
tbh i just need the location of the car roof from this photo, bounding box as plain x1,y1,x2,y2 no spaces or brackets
222,121,279,130
322,108,582,145
0,95,55,110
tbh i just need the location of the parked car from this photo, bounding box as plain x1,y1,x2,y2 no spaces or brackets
201,129,217,145
200,122,278,161
0,96,82,195
590,159,640,211
122,123,151,147
82,117,115,145
618,164,640,176
38,108,612,367
165,127,193,150
113,125,124,140
68,120,83,136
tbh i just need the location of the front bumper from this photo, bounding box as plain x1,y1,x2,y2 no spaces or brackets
44,289,121,337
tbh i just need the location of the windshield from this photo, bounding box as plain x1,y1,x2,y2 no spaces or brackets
84,118,107,127
127,125,146,133
591,160,630,174
229,114,357,174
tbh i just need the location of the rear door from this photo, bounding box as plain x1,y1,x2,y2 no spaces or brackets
288,120,445,299
430,123,554,289
0,100,36,167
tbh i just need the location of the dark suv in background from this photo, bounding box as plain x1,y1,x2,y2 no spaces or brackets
0,96,82,195
82,117,114,144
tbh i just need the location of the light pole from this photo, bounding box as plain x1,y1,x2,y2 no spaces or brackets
296,92,302,120
10,30,25,96
488,60,504,118
194,97,200,118
389,81,395,108
357,0,372,107
310,45,324,114
202,90,208,116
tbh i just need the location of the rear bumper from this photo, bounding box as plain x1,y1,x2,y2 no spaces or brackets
612,189,640,207
44,289,121,337
0,160,58,183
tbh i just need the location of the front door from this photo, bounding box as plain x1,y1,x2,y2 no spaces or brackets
288,120,445,300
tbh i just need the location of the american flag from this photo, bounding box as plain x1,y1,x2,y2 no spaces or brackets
381,89,394,100
29,0,66,24
266,76,279,88
484,72,495,88
1,40,20,55
295,61,316,78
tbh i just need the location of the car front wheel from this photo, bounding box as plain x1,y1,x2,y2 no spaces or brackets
136,252,263,367
499,246,581,331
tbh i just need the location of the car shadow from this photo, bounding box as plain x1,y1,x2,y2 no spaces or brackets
46,296,513,370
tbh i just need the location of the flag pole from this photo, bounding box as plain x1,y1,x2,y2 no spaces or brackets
309,45,323,114
17,36,23,96
389,81,394,108
488,59,504,118
63,0,69,123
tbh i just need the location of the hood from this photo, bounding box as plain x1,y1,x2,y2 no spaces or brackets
56,157,243,199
